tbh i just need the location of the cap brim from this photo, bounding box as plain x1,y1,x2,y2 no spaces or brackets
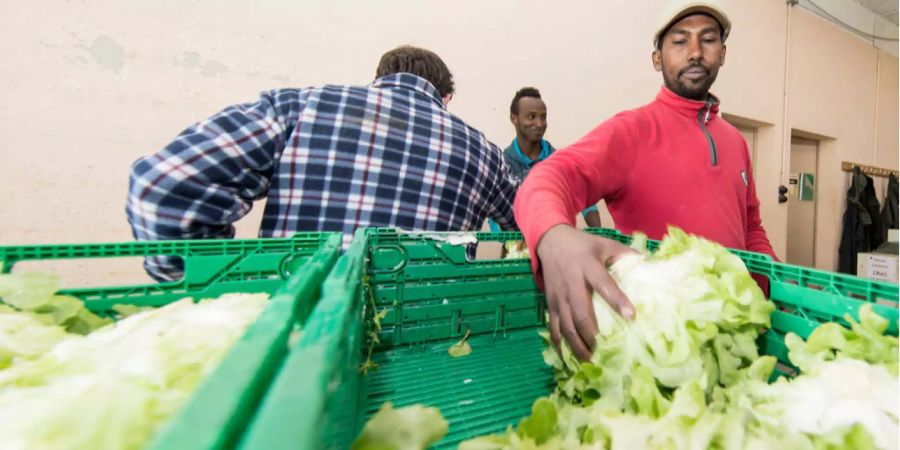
655,6,731,46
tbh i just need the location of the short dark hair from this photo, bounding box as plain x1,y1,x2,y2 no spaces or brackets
656,13,725,50
510,87,542,115
376,46,455,97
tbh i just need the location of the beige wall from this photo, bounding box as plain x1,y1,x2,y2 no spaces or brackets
787,8,898,270
715,0,791,259
876,49,900,192
0,0,896,276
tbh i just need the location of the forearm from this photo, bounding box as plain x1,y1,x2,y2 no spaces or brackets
515,116,639,276
127,90,299,279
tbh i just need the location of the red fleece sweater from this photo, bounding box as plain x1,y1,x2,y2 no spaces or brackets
515,87,777,278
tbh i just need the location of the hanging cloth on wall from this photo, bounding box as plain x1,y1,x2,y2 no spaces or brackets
880,173,899,240
838,167,885,274
863,172,884,250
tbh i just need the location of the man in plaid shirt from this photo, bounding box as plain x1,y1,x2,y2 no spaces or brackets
127,46,518,281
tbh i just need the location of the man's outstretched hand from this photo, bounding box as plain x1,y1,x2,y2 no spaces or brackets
536,225,637,360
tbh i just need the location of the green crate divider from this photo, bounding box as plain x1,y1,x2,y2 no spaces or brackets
240,230,368,450
0,232,343,450
249,228,899,449
366,229,546,348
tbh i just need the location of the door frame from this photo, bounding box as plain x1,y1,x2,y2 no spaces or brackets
788,136,820,266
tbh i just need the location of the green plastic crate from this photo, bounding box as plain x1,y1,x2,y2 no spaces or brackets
244,228,900,449
239,230,368,450
0,233,342,450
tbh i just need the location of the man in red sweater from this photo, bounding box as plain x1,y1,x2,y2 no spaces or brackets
514,0,777,360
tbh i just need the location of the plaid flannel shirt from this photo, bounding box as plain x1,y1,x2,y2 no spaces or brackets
127,73,518,281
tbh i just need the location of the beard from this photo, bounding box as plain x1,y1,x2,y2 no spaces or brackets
662,62,717,101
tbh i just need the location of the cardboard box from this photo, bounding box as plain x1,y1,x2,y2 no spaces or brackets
857,252,899,283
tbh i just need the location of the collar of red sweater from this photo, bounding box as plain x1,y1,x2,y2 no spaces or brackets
655,86,721,121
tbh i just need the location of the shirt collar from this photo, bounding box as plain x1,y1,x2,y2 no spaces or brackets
655,85,721,120
513,138,551,166
371,73,445,108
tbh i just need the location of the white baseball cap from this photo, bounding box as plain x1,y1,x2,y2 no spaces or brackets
653,0,731,47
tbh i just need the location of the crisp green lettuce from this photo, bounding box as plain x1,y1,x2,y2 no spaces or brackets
786,304,899,376
0,312,69,369
352,402,448,450
546,228,773,414
723,304,900,450
0,273,112,334
0,292,267,449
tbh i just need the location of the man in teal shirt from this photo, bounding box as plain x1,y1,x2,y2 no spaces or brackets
490,87,602,232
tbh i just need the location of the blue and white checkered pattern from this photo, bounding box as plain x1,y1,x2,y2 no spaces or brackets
127,73,518,281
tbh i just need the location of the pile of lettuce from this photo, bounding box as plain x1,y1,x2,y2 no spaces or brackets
458,228,899,450
0,273,267,449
